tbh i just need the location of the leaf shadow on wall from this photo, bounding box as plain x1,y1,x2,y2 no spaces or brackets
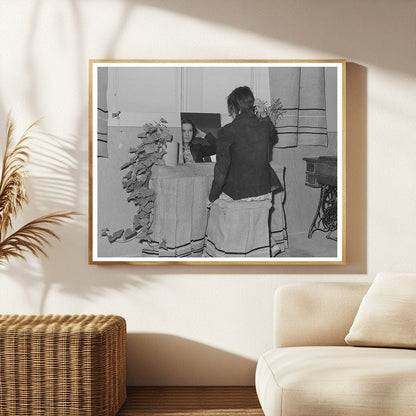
0,0,161,313
126,333,257,386
0,127,162,314
133,0,413,76
21,0,88,211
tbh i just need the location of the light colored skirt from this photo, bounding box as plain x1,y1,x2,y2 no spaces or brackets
204,193,272,257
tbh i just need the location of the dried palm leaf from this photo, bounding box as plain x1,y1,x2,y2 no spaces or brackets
0,117,38,238
0,212,78,264
0,115,79,264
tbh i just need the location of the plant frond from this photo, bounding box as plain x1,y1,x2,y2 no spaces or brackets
0,117,41,238
0,211,79,265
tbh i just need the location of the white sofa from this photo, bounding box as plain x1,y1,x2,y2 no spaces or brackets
255,282,416,416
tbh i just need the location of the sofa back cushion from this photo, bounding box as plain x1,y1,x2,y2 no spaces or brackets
274,282,370,348
345,272,416,348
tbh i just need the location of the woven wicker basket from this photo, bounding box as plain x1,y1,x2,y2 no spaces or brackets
0,314,126,416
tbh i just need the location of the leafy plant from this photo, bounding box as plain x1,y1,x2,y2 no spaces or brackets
254,97,286,126
0,117,78,264
102,118,173,245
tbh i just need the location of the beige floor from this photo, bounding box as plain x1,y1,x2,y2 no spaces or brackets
117,386,263,416
279,231,337,258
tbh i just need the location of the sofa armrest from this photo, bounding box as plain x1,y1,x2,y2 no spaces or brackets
273,282,370,348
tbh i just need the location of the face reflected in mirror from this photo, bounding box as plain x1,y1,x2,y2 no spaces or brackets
181,123,193,144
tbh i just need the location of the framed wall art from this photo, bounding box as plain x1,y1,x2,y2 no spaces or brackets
89,60,346,265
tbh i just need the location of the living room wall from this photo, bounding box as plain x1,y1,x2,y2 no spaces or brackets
0,0,415,385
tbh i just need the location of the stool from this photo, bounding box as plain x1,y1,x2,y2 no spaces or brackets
205,198,272,257
0,314,126,416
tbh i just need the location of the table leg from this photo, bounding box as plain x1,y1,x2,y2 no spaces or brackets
308,184,337,239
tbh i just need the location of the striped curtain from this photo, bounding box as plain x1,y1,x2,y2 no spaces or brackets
269,67,328,148
97,67,109,158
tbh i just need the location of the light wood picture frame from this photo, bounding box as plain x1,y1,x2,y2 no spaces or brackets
89,60,346,265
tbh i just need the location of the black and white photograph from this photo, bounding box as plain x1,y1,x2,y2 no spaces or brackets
89,60,345,264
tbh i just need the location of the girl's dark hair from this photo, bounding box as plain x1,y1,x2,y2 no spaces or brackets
227,86,255,116
181,118,197,139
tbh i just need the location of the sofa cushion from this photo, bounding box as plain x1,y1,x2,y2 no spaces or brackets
256,346,416,416
345,272,416,348
274,283,370,348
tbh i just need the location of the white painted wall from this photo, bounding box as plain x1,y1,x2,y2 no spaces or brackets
0,0,415,385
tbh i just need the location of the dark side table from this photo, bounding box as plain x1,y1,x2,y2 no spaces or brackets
303,156,337,241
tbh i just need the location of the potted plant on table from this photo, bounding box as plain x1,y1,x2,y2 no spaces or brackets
254,97,286,126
